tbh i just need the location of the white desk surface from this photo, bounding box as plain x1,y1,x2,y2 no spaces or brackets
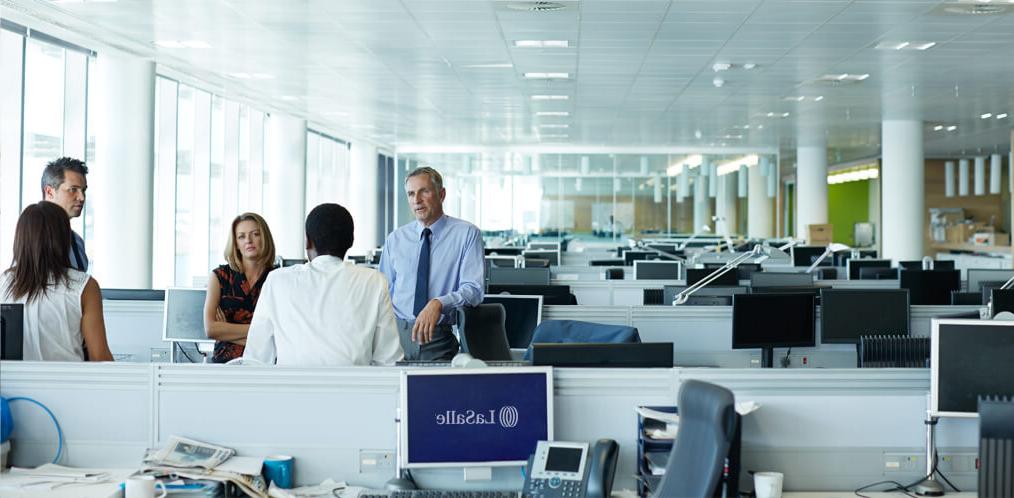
0,468,131,498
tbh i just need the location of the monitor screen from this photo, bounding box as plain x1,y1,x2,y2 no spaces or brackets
980,281,1008,305
847,259,892,280
623,251,654,266
990,288,1014,317
968,269,1014,293
486,247,524,256
531,343,673,368
900,270,960,305
103,289,166,301
633,260,682,280
523,250,559,266
482,295,542,348
820,289,909,344
646,244,679,256
686,268,739,287
750,272,813,288
792,246,830,267
1,303,24,360
487,285,572,306
162,288,211,343
932,319,1014,417
703,262,762,280
400,368,553,468
663,285,746,305
931,260,955,270
281,258,307,267
732,293,816,349
488,267,551,286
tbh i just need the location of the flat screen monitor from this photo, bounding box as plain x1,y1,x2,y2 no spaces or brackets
980,281,1008,305
704,262,763,280
820,289,909,344
487,285,572,306
589,259,625,267
282,258,307,267
792,246,830,268
162,287,211,343
531,343,673,368
400,368,553,468
102,289,166,301
847,259,892,280
482,295,543,348
836,250,878,266
900,270,960,305
623,250,654,266
931,319,1014,417
931,260,955,270
663,285,746,306
523,250,559,266
750,272,813,288
990,288,1014,317
647,244,680,256
859,267,898,280
732,293,816,367
686,268,739,287
486,247,524,256
633,260,682,280
1,303,24,360
968,269,1014,293
488,267,551,286
528,242,560,251
485,256,519,269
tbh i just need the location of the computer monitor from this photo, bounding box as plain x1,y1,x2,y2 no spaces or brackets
749,272,813,288
835,250,878,266
847,259,891,280
968,269,1014,293
820,289,909,344
732,293,816,368
523,250,559,266
589,259,625,267
1,303,24,360
858,267,898,280
528,242,560,251
282,258,307,267
623,250,654,266
485,256,519,269
931,260,955,270
980,281,1008,306
686,268,739,287
791,246,830,267
102,289,166,300
482,295,542,348
531,343,673,368
900,270,960,305
646,244,680,256
931,319,1014,417
488,267,551,286
487,285,573,306
704,262,763,280
990,288,1014,317
399,368,553,468
485,247,524,257
633,260,682,280
663,285,746,306
162,288,212,343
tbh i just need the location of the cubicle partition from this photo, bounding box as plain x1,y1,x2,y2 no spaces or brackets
0,362,979,493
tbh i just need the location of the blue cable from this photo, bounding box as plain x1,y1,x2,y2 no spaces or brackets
6,396,63,464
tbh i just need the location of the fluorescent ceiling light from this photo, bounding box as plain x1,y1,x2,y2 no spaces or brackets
827,167,879,185
814,96,824,102
280,95,298,101
538,124,569,128
818,73,870,82
947,125,958,131
540,134,569,139
536,111,570,117
227,72,274,80
666,154,704,176
998,113,1008,119
462,63,513,68
514,40,569,48
981,113,993,119
524,72,570,79
716,154,759,176
155,40,185,48
934,125,944,131
532,95,569,100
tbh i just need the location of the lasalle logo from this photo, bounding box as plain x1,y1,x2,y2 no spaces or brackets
434,405,519,428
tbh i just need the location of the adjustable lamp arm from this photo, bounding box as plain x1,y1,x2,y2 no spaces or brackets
673,246,763,305
805,243,851,274
635,240,686,262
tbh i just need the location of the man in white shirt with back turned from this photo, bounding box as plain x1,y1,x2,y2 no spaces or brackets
243,203,403,366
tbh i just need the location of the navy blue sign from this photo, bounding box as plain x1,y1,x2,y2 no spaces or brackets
405,371,551,466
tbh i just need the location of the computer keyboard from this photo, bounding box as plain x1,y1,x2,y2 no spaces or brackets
395,360,531,367
359,490,519,498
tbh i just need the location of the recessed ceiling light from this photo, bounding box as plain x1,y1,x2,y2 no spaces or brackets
712,62,732,72
514,40,570,48
536,111,570,117
782,112,790,117
981,113,993,119
743,63,757,70
524,72,570,79
817,73,870,82
462,63,514,68
540,134,569,139
875,41,934,51
814,96,824,102
933,125,944,131
228,73,273,80
532,95,569,100
946,125,958,131
998,113,1009,119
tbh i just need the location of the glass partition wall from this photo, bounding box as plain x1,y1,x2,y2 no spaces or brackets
401,153,767,243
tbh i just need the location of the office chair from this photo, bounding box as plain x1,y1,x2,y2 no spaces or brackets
643,288,664,305
523,320,640,360
652,380,739,498
978,396,1014,498
457,304,512,361
605,268,624,280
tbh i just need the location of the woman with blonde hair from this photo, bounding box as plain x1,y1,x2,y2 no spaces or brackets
204,212,278,363
1,201,112,361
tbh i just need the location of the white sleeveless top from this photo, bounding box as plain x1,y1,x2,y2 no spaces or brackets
1,269,90,361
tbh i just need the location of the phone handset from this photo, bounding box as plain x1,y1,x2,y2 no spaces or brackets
523,439,619,498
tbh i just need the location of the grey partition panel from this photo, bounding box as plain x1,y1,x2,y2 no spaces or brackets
542,305,630,326
103,300,168,362
910,305,983,337
826,280,900,289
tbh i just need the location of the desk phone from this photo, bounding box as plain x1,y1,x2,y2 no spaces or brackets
523,439,618,498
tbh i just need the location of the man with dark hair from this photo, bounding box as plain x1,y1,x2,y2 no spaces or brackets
380,166,484,360
41,157,89,272
242,203,403,365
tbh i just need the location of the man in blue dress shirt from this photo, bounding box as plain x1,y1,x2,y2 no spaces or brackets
379,167,484,360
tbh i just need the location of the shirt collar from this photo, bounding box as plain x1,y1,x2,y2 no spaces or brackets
415,214,448,240
309,255,345,269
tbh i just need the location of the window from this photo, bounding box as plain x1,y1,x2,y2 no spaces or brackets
305,130,350,214
0,28,25,269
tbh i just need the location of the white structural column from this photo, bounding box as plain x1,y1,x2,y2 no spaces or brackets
796,139,829,239
693,174,712,232
349,140,380,251
91,52,155,288
264,114,307,259
747,164,773,238
715,174,737,236
881,119,925,261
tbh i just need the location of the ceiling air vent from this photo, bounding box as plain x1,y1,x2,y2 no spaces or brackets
503,1,571,12
932,2,1009,16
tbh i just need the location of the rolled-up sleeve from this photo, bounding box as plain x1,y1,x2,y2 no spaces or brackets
436,226,485,310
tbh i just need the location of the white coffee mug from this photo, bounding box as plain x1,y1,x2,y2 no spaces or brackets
754,471,784,498
125,475,167,498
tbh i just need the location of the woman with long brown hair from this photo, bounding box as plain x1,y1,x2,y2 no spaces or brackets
204,212,278,363
1,201,112,361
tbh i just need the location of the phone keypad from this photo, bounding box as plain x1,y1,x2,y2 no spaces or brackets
525,478,584,498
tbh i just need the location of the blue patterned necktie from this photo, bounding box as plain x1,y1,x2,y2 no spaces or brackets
413,228,432,317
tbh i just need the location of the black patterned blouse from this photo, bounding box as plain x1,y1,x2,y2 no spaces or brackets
210,264,276,363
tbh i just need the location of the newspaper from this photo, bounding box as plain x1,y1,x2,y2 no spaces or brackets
144,436,236,470
140,464,268,498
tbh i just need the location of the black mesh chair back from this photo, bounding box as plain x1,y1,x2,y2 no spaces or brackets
457,304,512,361
951,291,984,305
652,380,738,498
978,396,1014,498
643,288,664,305
604,268,624,280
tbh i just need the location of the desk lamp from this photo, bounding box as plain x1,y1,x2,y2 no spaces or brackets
679,225,712,250
632,240,686,263
804,243,851,274
711,215,736,254
672,245,765,305
984,273,1014,319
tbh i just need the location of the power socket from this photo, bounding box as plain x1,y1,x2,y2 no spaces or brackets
359,450,395,473
937,453,978,474
884,453,923,473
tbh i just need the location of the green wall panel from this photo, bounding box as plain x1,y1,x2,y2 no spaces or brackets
828,179,870,245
